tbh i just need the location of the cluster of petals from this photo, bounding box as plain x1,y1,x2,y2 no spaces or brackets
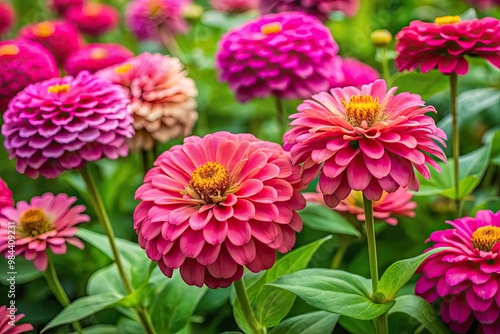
18,20,82,65
0,193,89,271
0,39,59,113
49,0,83,15
0,1,15,37
210,0,259,13
283,79,447,208
65,3,119,37
331,57,379,88
260,0,360,20
216,11,343,103
64,43,134,76
0,305,33,334
0,178,14,212
416,210,500,333
2,71,134,179
125,0,190,41
395,16,500,75
96,53,198,152
134,131,306,288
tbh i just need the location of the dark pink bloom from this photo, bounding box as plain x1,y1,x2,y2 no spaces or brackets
134,132,305,288
283,79,447,208
210,0,259,12
260,0,360,20
2,71,134,179
331,57,379,88
65,3,119,37
216,11,343,103
125,0,190,41
0,193,89,271
464,0,500,10
0,1,15,37
0,305,33,334
0,39,59,113
395,16,500,75
64,43,134,76
0,178,13,212
49,0,83,15
18,20,82,65
416,210,500,334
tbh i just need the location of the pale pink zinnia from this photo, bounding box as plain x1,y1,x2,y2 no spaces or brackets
216,11,343,103
395,16,500,75
0,193,89,271
210,0,259,13
260,0,360,20
65,3,119,37
96,53,198,152
416,210,500,333
134,132,306,288
0,1,15,37
2,71,134,179
283,79,447,208
0,305,33,334
331,57,379,88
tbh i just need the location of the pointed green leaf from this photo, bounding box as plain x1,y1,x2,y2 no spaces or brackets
337,316,375,334
268,311,339,334
81,325,118,334
300,204,361,237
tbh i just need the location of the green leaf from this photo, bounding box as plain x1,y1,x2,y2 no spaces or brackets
299,204,361,237
459,8,478,21
42,293,122,333
269,269,394,320
0,257,41,284
378,248,447,301
389,295,452,334
81,325,118,334
391,71,449,99
117,318,145,334
268,311,339,334
337,316,375,334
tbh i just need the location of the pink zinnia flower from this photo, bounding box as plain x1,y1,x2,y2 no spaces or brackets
0,193,89,271
2,71,134,179
283,79,447,208
210,0,259,13
125,0,190,41
416,210,500,333
465,0,500,10
96,53,198,152
64,43,134,76
49,0,83,16
0,40,59,113
19,20,82,65
0,178,14,212
331,57,379,88
395,16,500,75
0,305,33,334
65,3,119,37
134,132,306,288
216,11,343,103
260,0,360,20
0,1,15,37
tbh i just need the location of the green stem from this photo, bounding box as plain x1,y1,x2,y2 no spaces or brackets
330,238,351,269
275,97,286,135
374,312,389,334
158,23,183,61
234,279,265,334
44,259,83,334
380,47,391,85
449,72,460,215
362,195,379,294
141,149,150,177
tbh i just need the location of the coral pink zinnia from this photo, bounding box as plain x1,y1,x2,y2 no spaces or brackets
0,193,89,271
65,3,119,37
0,178,14,212
216,11,343,103
283,79,447,208
134,132,306,288
395,16,500,75
416,210,500,333
2,71,134,179
210,0,259,13
0,305,33,334
260,0,360,20
0,1,15,37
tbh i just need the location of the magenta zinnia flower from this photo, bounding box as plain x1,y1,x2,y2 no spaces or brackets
19,20,82,65
0,193,89,271
2,71,134,179
0,1,15,37
416,210,500,333
260,0,360,20
210,0,259,13
49,0,83,16
331,57,379,88
465,0,500,10
395,16,500,75
64,43,134,76
0,178,14,213
0,40,59,113
125,0,190,41
283,79,447,208
134,132,306,288
0,305,33,334
65,3,119,37
216,11,343,103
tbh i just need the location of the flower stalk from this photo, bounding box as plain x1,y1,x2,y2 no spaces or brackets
449,72,460,214
275,97,286,134
234,279,266,334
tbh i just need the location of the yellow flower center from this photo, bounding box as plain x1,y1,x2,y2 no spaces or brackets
346,190,364,208
342,95,383,128
435,16,461,26
370,29,392,47
261,22,282,35
48,84,71,94
34,22,55,38
90,48,108,60
83,3,102,16
0,44,20,56
187,162,229,204
471,226,500,252
19,208,52,237
148,0,162,17
115,63,133,74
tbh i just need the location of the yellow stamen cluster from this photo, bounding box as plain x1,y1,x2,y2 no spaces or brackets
34,22,55,38
471,226,500,252
0,44,20,56
435,16,461,26
342,95,383,128
48,84,71,94
90,48,108,60
261,22,282,35
115,63,133,74
83,3,102,16
187,162,229,204
19,209,52,237
148,0,161,17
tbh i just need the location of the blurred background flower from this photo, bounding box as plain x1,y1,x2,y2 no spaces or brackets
0,178,14,211
260,0,360,20
65,2,119,37
0,1,15,37
64,43,133,76
49,0,83,16
209,0,259,13
331,57,379,88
